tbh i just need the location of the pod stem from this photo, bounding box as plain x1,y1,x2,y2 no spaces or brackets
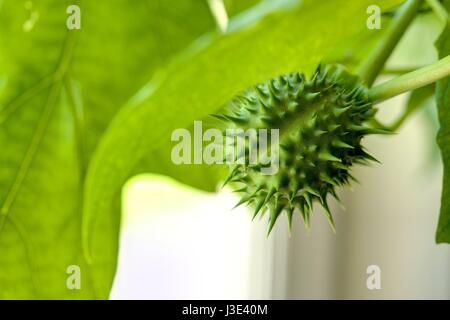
357,0,423,86
369,54,450,102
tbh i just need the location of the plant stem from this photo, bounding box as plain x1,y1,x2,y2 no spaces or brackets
382,65,425,75
426,0,449,23
369,54,450,101
357,0,423,86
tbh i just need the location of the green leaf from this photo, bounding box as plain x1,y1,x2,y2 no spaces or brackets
388,84,435,131
435,16,450,243
0,0,215,298
224,0,262,16
82,0,404,289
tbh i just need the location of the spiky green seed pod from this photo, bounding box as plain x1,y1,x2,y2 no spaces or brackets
218,64,387,233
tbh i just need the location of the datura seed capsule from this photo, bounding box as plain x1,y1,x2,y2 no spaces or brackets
218,64,387,233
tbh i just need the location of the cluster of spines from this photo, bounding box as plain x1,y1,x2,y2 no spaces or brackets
215,64,387,234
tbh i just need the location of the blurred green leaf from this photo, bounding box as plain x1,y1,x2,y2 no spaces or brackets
224,0,262,16
82,0,404,289
435,11,450,243
389,84,435,131
0,0,215,298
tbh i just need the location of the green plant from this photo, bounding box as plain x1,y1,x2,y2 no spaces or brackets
0,0,449,299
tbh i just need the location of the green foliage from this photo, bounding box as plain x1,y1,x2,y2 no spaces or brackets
4,0,448,300
224,0,262,16
435,14,450,243
0,0,214,299
388,84,435,131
